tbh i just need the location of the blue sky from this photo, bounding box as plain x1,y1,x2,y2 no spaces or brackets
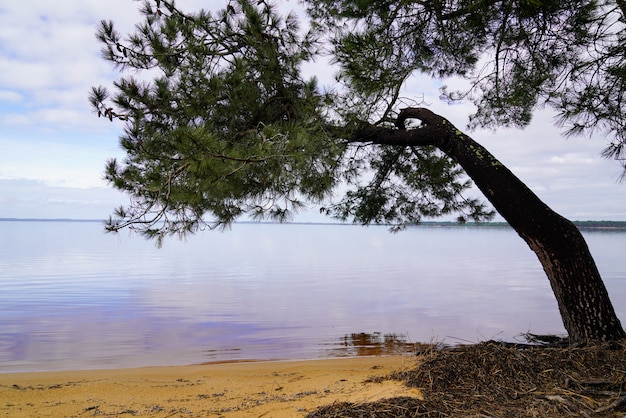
1,1,625,221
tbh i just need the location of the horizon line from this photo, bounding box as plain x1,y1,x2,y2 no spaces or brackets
1,218,626,228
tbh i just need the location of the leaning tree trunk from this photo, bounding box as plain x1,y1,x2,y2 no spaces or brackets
354,108,625,341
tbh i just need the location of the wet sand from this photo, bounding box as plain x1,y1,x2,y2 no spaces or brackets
0,355,421,417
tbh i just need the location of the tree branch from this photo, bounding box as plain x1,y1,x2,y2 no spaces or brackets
351,107,449,147
395,107,447,128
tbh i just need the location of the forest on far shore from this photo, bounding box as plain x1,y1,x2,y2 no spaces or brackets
419,220,626,230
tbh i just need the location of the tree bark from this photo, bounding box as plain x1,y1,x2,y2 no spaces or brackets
352,108,625,341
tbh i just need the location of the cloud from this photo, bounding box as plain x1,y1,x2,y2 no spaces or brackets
0,1,142,133
0,131,123,187
549,153,595,166
0,90,22,102
0,178,125,219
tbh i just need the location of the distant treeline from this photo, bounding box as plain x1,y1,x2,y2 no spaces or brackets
571,220,626,229
417,220,626,230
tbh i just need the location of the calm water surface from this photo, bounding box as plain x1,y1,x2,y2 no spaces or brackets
1,221,624,372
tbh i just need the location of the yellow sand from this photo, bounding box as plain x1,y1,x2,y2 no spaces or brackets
0,355,421,417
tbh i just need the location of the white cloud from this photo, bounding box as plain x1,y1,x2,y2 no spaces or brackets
0,90,22,102
0,133,123,188
549,153,595,166
0,112,30,126
0,179,125,219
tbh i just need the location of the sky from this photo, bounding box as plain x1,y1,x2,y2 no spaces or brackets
1,1,625,222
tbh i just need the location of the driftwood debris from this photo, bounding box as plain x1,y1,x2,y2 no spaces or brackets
308,339,626,417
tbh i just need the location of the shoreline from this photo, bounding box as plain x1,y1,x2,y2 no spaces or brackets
0,354,421,417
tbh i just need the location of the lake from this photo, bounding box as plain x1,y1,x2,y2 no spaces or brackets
1,221,624,372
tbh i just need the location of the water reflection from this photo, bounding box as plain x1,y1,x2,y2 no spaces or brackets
324,332,434,357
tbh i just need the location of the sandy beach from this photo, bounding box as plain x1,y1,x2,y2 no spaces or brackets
1,355,421,417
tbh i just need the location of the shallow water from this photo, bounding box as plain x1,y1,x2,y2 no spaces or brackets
1,221,624,372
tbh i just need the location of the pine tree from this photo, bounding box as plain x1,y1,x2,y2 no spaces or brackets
92,0,625,340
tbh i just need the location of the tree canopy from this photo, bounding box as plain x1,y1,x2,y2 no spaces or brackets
91,0,494,242
91,0,625,242
308,0,626,163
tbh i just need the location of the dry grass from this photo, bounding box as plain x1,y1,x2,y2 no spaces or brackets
308,339,626,417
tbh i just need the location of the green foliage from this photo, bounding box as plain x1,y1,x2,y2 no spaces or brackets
322,145,494,230
92,0,494,241
308,0,626,173
92,0,345,242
